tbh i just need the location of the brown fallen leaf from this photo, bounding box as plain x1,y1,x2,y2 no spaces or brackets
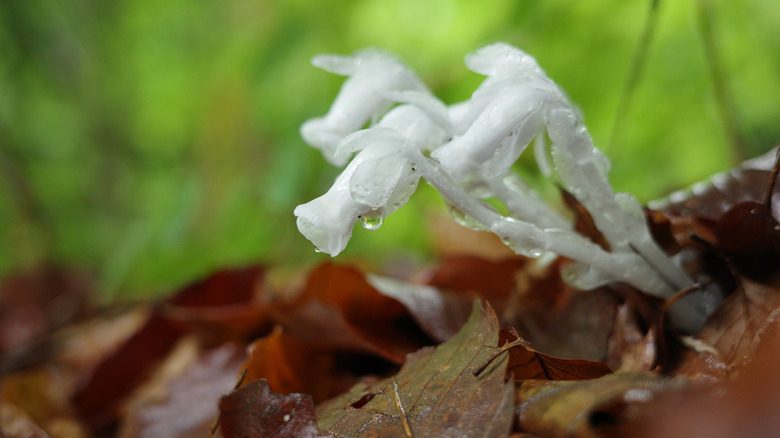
488,328,612,382
219,379,328,438
515,373,688,438
367,274,473,342
626,324,780,438
673,273,780,380
315,301,515,438
72,265,269,430
71,313,187,430
421,255,527,313
119,341,245,438
243,326,393,403
271,263,430,364
160,265,271,343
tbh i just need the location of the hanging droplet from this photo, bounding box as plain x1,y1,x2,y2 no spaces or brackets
360,213,384,231
313,247,323,254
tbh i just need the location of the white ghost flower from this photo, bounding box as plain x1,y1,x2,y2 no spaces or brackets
300,49,427,166
294,128,419,256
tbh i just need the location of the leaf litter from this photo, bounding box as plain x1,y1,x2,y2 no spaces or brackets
4,149,780,437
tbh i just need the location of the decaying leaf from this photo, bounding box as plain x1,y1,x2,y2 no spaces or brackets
515,373,687,438
495,328,612,382
271,263,431,363
119,341,245,438
316,301,515,438
219,380,327,438
368,274,473,342
242,326,394,403
674,273,780,379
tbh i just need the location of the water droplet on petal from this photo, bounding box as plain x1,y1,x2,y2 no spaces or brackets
314,248,322,254
360,213,384,230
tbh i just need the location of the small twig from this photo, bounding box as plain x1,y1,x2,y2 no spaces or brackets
608,0,661,154
696,0,749,163
210,368,248,437
391,379,414,438
473,338,527,377
662,282,704,313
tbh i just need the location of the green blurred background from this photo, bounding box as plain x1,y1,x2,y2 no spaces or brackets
1,0,778,298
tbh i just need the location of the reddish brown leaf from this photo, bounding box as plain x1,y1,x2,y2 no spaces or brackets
272,263,430,363
243,326,390,403
496,328,612,381
422,255,526,312
219,380,327,438
72,313,186,429
316,301,515,438
120,342,245,438
512,285,620,362
627,326,780,438
674,273,780,379
161,265,271,342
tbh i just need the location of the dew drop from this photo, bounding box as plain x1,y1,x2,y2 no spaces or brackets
314,248,322,254
360,213,384,231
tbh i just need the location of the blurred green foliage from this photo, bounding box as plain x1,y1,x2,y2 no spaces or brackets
1,0,779,298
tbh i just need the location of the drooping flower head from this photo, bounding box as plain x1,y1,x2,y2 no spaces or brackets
294,128,420,255
300,49,427,166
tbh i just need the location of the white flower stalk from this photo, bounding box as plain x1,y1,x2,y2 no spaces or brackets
432,44,570,229
300,49,427,165
296,43,716,332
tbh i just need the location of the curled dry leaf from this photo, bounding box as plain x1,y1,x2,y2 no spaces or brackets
219,380,328,438
315,301,515,438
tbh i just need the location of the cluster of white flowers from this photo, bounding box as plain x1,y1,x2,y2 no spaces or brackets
295,43,722,332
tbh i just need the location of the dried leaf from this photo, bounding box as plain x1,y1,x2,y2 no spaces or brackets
368,274,472,342
654,146,780,222
120,342,245,438
219,380,327,438
243,326,393,403
72,313,186,429
497,329,612,381
674,273,780,379
316,301,515,438
161,265,271,342
272,263,430,363
515,373,687,438
422,255,526,312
